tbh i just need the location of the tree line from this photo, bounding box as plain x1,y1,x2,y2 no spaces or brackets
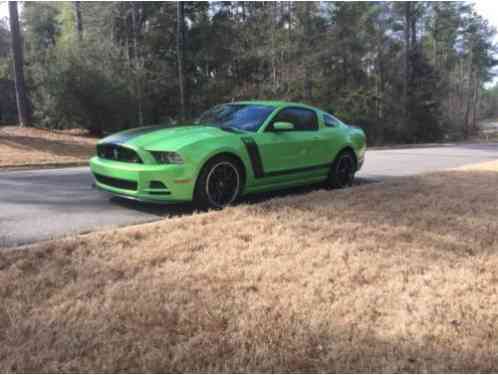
0,1,497,144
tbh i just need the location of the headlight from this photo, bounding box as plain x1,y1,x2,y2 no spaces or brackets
150,151,184,164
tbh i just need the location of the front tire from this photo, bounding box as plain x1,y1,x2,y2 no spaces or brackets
326,150,356,189
194,156,241,209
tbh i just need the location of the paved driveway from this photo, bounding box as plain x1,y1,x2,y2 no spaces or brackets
1,143,497,248
358,143,498,178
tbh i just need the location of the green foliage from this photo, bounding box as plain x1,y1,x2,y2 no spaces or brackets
30,41,137,135
480,83,498,120
14,1,498,144
0,19,16,124
0,18,11,79
23,2,61,50
406,50,444,142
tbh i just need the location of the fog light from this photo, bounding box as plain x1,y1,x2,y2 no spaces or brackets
149,181,167,189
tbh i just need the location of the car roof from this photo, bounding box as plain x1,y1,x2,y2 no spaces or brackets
233,100,318,110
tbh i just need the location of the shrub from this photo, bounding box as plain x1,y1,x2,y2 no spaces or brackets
30,40,138,135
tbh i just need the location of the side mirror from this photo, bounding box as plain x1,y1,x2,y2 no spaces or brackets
273,121,294,131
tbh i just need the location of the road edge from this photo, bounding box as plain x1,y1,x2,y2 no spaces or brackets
0,161,89,172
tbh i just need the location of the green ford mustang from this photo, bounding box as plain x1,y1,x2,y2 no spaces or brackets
90,100,366,208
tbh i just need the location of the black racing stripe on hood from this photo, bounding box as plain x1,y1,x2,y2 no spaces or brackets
104,125,167,144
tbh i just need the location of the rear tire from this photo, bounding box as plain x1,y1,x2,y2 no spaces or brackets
194,156,241,209
326,150,356,189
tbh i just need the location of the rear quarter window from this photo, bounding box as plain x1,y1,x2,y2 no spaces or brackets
270,107,319,131
323,113,343,128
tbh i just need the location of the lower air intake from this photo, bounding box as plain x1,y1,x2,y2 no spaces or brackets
94,173,137,191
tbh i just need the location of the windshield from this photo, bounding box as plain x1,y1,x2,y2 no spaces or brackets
197,104,276,132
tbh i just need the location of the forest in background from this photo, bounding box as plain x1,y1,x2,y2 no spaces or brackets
1,1,498,145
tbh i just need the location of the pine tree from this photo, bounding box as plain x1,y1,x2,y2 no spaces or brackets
8,1,31,127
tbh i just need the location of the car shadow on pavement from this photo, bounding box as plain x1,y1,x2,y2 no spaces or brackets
109,196,196,217
109,177,380,217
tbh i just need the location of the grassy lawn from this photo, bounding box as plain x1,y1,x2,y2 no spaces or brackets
1,161,497,372
0,126,97,169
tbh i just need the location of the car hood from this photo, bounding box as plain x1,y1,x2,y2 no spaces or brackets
99,124,236,150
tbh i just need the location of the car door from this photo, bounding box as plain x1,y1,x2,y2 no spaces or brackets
254,107,324,177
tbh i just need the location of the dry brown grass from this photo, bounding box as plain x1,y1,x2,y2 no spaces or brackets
0,126,96,168
1,163,498,372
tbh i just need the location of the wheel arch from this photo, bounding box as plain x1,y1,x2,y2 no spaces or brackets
195,151,248,193
336,145,358,170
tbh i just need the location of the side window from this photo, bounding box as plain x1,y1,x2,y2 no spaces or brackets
269,108,318,131
323,113,342,127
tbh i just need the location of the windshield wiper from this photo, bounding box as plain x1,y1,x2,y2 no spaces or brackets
200,122,244,133
219,126,242,133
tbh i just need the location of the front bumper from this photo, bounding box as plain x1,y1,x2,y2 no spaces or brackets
356,154,365,171
89,156,196,203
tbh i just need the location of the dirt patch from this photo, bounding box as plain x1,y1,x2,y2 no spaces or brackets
1,163,498,372
0,126,97,168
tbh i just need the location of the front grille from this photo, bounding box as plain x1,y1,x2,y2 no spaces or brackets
94,173,137,191
97,144,143,164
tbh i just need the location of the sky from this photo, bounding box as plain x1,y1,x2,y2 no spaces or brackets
473,1,498,33
0,1,497,30
1,1,498,30
0,2,7,23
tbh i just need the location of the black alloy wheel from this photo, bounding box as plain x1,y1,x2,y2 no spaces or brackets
195,156,241,209
326,151,356,189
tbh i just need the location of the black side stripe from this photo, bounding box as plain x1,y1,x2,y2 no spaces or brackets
241,137,330,179
241,137,265,178
265,163,330,177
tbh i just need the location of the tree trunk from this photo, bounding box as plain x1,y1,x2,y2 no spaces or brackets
74,1,83,42
432,3,438,68
271,2,277,93
403,2,411,127
410,4,417,51
463,61,474,138
131,3,144,126
303,2,312,102
8,1,31,127
376,31,385,121
286,1,292,94
470,68,480,134
176,1,186,120
288,2,292,41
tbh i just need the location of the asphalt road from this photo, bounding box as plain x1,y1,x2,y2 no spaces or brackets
1,143,497,248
